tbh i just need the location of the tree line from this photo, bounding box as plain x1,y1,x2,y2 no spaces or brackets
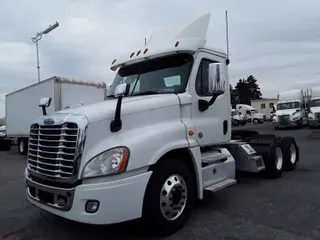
230,75,262,108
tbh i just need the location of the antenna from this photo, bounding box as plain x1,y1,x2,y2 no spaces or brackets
145,38,147,46
225,10,230,65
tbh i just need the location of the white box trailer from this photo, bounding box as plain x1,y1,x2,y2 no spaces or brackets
5,76,106,155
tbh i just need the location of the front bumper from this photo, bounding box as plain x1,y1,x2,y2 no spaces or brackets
25,170,152,224
273,120,298,128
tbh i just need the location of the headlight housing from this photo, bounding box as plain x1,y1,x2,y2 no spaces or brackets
82,147,129,179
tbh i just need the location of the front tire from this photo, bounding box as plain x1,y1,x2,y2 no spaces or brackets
142,158,195,236
253,118,259,124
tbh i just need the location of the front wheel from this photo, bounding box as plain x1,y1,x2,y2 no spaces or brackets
142,158,195,236
253,118,259,124
18,138,28,155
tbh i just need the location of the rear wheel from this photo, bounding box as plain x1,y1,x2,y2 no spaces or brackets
253,119,259,124
142,158,195,236
18,138,28,155
278,137,299,171
0,139,11,151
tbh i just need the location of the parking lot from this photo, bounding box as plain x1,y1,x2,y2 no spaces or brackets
1,122,320,240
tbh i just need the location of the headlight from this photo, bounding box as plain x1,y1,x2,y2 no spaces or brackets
292,115,299,121
82,147,129,179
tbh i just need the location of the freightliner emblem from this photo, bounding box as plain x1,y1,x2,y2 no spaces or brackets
44,118,54,125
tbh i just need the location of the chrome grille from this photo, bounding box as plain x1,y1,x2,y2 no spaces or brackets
28,123,79,178
279,115,290,125
315,112,320,123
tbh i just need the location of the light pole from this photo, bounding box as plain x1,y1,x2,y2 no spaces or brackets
31,21,59,82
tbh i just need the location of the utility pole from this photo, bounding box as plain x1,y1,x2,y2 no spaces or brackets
31,21,59,82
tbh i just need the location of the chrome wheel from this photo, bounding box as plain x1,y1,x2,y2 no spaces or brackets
275,146,283,170
160,174,187,221
290,143,297,164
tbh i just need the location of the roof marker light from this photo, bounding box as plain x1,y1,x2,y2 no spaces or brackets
136,50,141,56
143,48,148,54
130,52,135,58
112,59,116,64
175,41,180,47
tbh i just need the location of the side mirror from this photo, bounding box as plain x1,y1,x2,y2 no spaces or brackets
39,97,51,116
39,97,51,107
114,83,130,97
208,63,227,95
198,62,227,112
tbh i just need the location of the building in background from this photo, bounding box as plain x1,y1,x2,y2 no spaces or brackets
251,98,278,120
0,117,4,126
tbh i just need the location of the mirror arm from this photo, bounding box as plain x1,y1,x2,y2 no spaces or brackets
110,96,123,132
110,84,130,133
41,106,47,116
198,93,222,112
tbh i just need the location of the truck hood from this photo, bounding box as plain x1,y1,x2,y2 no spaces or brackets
54,94,180,123
276,109,300,116
310,106,320,113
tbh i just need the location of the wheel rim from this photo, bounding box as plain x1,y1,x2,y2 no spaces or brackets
19,141,24,153
160,174,187,221
275,147,283,170
290,143,297,164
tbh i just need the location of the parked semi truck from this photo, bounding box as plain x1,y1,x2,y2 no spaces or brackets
5,76,106,155
231,109,247,126
273,89,308,129
236,104,264,124
308,85,320,128
0,125,11,151
24,13,300,236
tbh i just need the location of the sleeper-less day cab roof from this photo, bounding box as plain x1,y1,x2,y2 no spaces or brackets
110,13,226,71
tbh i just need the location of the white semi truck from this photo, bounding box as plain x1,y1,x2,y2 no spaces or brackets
273,89,308,129
308,85,320,128
236,104,264,124
24,13,300,236
5,76,107,155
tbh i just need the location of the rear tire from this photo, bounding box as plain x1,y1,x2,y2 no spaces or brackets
0,139,11,151
142,158,195,236
253,119,259,124
278,137,299,171
18,138,28,155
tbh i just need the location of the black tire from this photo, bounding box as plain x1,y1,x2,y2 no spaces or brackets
253,119,259,124
18,138,28,155
142,158,195,236
278,137,299,171
240,122,246,126
0,139,11,151
233,120,239,127
248,135,283,178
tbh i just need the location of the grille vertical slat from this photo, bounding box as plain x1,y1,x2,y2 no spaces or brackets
28,123,79,178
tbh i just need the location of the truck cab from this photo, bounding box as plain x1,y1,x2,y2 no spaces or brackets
236,104,264,124
273,89,308,129
308,85,320,128
24,13,299,236
231,109,247,126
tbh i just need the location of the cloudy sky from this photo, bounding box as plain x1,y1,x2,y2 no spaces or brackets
0,0,319,118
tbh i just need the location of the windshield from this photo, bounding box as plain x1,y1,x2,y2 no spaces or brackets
251,110,257,114
108,53,193,97
277,101,300,110
310,99,320,107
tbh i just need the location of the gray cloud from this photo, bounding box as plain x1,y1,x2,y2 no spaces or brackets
1,0,320,117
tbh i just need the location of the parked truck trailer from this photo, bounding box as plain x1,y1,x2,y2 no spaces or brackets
5,76,106,155
24,13,300,236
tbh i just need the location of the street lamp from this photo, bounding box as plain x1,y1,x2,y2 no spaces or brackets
31,21,59,82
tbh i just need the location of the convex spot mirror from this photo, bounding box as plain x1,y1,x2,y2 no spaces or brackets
208,63,227,95
39,97,51,107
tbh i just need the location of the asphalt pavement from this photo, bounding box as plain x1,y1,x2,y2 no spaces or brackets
1,122,320,240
